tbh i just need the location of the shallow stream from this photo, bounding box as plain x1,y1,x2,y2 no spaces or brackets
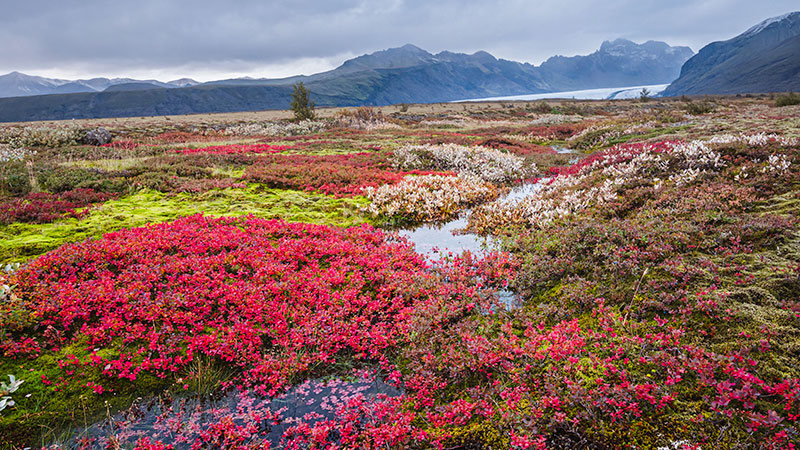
395,177,550,257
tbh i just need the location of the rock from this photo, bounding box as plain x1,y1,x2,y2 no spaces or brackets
82,128,112,146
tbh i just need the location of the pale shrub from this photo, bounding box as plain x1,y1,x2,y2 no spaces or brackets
392,143,531,183
224,120,327,137
0,124,83,148
364,174,501,222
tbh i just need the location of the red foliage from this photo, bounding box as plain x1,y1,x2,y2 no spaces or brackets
547,141,677,177
476,137,555,156
0,188,115,225
243,152,445,196
4,215,434,394
150,131,221,144
522,123,587,139
101,140,140,150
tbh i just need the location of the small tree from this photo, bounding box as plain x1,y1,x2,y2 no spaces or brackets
290,82,315,121
639,88,652,102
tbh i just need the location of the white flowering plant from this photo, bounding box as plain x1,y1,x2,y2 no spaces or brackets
0,375,24,413
468,140,730,233
224,120,327,137
0,145,36,163
392,143,531,183
364,174,502,223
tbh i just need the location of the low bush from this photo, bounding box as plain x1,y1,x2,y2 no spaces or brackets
243,152,413,196
333,107,401,130
36,165,102,193
775,91,800,107
223,120,327,137
0,145,36,163
685,100,716,115
0,161,32,196
0,189,114,225
0,125,83,148
364,174,501,223
392,143,531,183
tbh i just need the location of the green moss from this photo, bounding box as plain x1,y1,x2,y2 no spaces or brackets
447,420,511,449
210,165,246,178
0,186,372,264
756,190,800,217
0,341,173,449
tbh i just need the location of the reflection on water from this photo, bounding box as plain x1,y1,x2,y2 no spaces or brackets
58,372,399,449
393,179,551,310
395,178,549,258
397,215,492,256
551,144,576,154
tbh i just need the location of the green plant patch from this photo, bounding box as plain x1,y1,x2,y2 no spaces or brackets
0,341,174,449
0,186,371,264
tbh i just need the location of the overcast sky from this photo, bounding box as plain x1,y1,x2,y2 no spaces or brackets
1,0,798,82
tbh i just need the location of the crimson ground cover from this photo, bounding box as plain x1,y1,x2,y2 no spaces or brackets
2,100,800,449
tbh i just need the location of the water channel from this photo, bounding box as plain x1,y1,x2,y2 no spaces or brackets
54,149,573,448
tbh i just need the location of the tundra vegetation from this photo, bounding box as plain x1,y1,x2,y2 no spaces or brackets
0,97,799,449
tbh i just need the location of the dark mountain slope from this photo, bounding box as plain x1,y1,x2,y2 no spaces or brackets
0,85,347,122
663,12,800,96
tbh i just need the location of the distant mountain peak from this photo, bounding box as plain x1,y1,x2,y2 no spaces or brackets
743,11,800,37
600,38,636,49
167,78,199,87
336,44,437,72
397,43,427,52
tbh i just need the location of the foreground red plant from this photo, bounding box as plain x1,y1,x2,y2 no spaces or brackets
2,215,433,395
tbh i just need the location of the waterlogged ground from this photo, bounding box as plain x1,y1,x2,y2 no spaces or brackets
1,98,800,449
398,177,551,256
70,372,400,449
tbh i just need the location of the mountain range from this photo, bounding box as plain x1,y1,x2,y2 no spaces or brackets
0,72,199,98
663,11,800,96
0,39,692,122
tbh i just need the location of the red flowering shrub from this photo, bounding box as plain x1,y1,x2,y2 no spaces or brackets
176,143,293,155
476,137,555,156
523,123,587,140
0,188,115,224
1,214,524,449
243,152,443,196
101,140,140,150
3,215,435,394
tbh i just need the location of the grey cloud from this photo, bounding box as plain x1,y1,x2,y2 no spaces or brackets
1,0,798,80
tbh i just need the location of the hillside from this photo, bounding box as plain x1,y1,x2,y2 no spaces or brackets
0,85,348,122
0,72,198,98
663,11,800,96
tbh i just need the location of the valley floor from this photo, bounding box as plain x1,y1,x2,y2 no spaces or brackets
0,97,799,449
